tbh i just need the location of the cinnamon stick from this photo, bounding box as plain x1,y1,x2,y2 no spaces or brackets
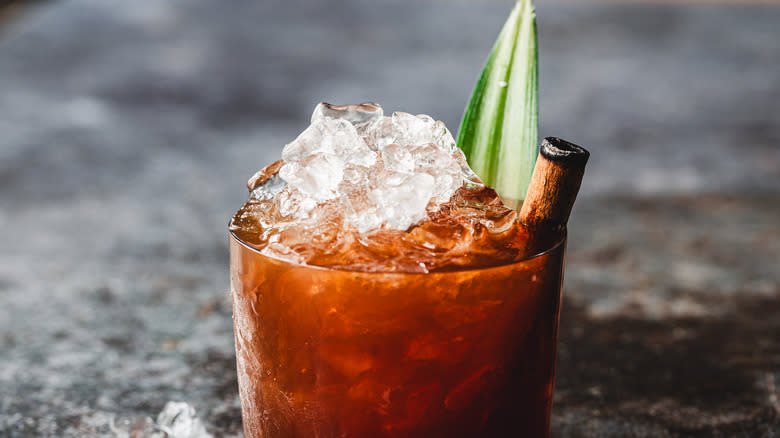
518,137,589,229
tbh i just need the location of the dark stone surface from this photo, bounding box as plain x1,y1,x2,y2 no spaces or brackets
560,195,779,437
0,1,778,436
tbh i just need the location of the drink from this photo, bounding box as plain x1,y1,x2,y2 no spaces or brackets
230,232,564,437
230,103,567,437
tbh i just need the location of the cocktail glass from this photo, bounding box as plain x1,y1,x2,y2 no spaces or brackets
229,230,566,437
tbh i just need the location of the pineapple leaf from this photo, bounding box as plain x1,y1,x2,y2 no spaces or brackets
457,0,538,204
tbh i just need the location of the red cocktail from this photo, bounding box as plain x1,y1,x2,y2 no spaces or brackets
229,228,564,437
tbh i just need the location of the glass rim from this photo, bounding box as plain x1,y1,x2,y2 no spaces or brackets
229,227,566,275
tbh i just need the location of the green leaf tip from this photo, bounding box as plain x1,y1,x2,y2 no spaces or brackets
457,0,538,205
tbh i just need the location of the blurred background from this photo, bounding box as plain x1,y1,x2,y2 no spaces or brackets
0,0,777,436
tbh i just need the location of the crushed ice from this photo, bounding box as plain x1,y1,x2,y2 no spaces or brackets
265,102,480,232
108,401,213,438
154,402,212,438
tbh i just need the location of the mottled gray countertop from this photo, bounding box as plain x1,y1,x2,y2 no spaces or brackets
0,0,778,436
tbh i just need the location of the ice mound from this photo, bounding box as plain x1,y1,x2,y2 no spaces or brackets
269,102,479,232
231,103,541,272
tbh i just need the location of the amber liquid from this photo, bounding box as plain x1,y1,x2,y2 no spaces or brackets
230,233,565,438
